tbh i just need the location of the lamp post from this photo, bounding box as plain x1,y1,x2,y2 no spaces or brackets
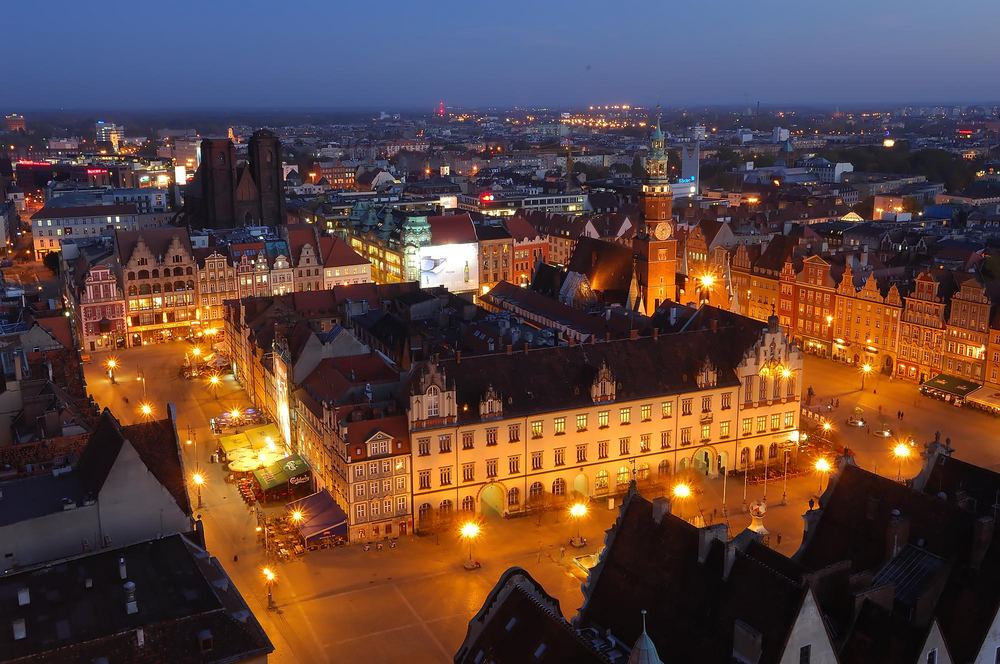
192,472,205,509
138,402,153,420
568,502,588,548
672,483,691,521
721,457,728,518
815,458,831,494
460,521,481,570
106,358,118,384
262,567,276,609
742,453,749,513
781,448,790,505
208,374,221,400
860,363,872,391
892,443,912,482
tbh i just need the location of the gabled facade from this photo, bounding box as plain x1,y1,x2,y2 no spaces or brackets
899,271,949,383
834,264,902,372
943,275,991,381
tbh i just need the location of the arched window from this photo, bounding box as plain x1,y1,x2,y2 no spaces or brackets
128,285,137,296
418,503,431,521
754,445,764,462
658,460,671,477
529,481,544,498
426,386,440,418
740,448,750,467
461,496,474,511
174,280,185,291
768,443,778,459
616,466,629,487
439,499,453,513
139,284,151,295
186,280,194,290
174,267,183,277
164,282,173,292
186,267,193,276
552,478,566,495
137,270,149,280
507,487,520,506
128,271,135,280
151,269,159,278
638,462,650,481
595,470,609,490
152,283,161,294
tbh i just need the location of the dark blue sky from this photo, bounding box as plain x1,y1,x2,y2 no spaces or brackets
8,0,1000,110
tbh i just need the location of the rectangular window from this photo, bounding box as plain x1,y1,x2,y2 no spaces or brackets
508,424,520,442
759,377,767,401
355,504,366,521
462,463,475,482
598,441,609,459
462,432,474,450
619,437,630,456
799,645,811,664
486,428,498,445
701,424,711,441
662,401,672,418
576,444,587,463
355,484,365,498
598,411,609,428
721,392,731,409
925,650,935,664
418,438,430,456
771,414,781,430
784,411,794,428
418,470,430,489
660,431,671,449
531,451,543,470
640,434,651,452
720,421,730,438
531,421,543,438
396,496,407,514
576,414,588,431
756,415,767,433
619,407,631,425
439,467,452,486
701,396,712,412
554,417,566,435
744,376,753,402
554,448,566,466
682,399,692,416
486,459,498,477
508,456,520,474
438,435,451,453
680,427,691,445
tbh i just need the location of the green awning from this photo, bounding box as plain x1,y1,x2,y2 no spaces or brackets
921,373,981,397
253,454,311,492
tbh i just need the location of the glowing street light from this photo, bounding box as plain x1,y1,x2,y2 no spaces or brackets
139,402,153,419
106,358,119,384
822,421,832,433
460,521,481,570
815,458,832,494
860,363,873,391
262,567,276,609
230,407,241,420
672,483,692,521
291,509,304,523
893,443,912,482
568,502,588,548
192,472,205,508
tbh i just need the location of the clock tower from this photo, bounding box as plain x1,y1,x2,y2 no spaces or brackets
634,111,677,315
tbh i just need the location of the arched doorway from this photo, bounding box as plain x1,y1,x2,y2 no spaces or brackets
883,356,893,374
573,472,589,499
679,457,689,471
717,451,729,476
479,484,504,519
695,450,711,476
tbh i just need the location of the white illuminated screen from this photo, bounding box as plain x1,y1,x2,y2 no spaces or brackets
418,243,479,293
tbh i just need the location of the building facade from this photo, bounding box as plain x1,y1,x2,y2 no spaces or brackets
943,275,991,381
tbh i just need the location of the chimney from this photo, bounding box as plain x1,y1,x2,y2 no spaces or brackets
455,350,461,364
136,628,145,647
506,344,513,356
523,342,529,354
710,318,718,333
698,524,728,563
885,509,909,561
651,497,672,523
118,556,127,580
605,331,612,342
971,516,995,572
629,328,638,340
124,581,138,615
652,327,659,340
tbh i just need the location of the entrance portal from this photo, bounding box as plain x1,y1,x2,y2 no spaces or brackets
479,484,504,519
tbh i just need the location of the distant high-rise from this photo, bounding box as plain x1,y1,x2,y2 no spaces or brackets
95,121,124,152
4,113,26,133
184,130,285,228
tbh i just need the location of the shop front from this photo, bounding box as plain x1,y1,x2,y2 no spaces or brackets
252,454,314,503
920,374,981,406
967,386,1000,415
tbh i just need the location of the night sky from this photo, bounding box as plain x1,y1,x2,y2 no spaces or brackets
8,0,1000,110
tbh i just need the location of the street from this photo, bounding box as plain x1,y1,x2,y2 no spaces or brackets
80,344,1000,663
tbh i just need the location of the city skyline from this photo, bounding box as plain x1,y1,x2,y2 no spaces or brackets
6,0,1000,110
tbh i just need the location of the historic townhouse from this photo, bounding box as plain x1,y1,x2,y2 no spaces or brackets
65,250,127,352
407,312,801,529
942,274,992,381
898,270,951,383
115,228,198,346
792,255,838,358
834,264,902,373
194,247,237,331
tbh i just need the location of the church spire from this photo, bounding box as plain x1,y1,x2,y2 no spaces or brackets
627,609,664,664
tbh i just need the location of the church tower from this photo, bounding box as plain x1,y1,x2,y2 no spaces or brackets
633,110,677,315
248,129,285,226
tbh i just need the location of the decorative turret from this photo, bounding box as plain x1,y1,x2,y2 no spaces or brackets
591,360,616,404
627,610,664,664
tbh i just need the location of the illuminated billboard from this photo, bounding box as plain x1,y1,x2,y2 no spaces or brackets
418,242,478,293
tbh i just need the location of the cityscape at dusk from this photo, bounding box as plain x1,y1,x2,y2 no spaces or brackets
2,3,1000,664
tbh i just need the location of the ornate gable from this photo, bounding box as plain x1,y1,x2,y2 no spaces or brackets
591,360,616,404
479,384,503,420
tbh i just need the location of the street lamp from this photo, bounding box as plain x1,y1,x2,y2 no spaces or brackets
860,363,872,391
192,472,205,509
138,402,153,419
230,407,241,420
672,483,691,521
892,443,912,482
106,358,118,384
291,509,304,524
697,274,715,305
208,374,221,400
460,521,481,570
262,567,276,609
568,502,588,548
815,458,832,494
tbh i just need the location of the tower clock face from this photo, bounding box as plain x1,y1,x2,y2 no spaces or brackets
653,222,672,240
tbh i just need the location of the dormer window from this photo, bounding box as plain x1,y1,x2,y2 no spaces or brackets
426,386,440,418
591,361,616,404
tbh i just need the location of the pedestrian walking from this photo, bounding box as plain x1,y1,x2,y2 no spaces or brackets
873,388,877,395
776,533,782,546
900,411,904,420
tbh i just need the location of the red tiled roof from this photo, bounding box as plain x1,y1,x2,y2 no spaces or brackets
300,353,399,404
345,414,410,460
318,235,368,267
427,213,477,244
32,204,137,220
503,214,545,241
33,315,73,350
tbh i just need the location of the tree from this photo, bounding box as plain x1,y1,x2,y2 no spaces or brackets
43,251,61,276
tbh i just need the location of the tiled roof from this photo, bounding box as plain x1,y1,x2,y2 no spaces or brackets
502,214,545,241
114,227,193,266
300,354,400,405
565,236,635,306
427,213,477,245
318,235,368,267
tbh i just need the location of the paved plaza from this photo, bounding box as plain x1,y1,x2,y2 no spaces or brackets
82,344,1000,663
